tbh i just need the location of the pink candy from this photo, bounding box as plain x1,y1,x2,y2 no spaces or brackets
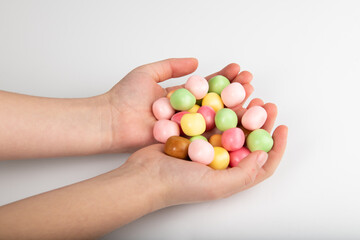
221,82,246,108
221,127,245,151
152,97,175,120
241,106,267,131
153,119,180,143
197,106,216,131
188,139,215,165
185,75,209,100
229,147,250,167
171,111,189,135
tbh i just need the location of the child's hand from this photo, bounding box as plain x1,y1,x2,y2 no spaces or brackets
103,58,254,152
121,99,287,207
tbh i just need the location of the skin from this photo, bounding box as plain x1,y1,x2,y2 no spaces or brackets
0,58,288,239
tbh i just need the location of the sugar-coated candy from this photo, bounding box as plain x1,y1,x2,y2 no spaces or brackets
188,104,200,113
215,108,238,131
180,113,206,136
202,92,224,112
221,82,246,108
229,147,250,167
185,75,209,100
189,135,208,142
152,97,175,120
246,129,273,152
171,111,189,135
221,127,245,151
170,89,196,111
188,139,215,165
153,119,180,143
208,75,230,95
209,134,222,147
241,106,267,131
208,147,230,170
164,136,191,159
197,106,216,131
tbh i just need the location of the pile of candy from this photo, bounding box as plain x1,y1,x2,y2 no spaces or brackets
152,75,273,170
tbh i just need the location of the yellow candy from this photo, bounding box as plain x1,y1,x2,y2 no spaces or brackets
188,104,200,113
202,92,224,112
180,113,206,136
209,134,222,147
208,147,229,170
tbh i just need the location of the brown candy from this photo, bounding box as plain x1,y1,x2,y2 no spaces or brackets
164,136,191,159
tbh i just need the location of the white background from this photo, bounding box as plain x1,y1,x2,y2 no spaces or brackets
1,0,360,239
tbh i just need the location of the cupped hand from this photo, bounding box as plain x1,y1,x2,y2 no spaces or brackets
103,58,254,153
121,99,288,207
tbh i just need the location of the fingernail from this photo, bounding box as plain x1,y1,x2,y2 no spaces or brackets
256,151,268,167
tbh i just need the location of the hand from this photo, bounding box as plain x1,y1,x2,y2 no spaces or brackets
122,100,288,207
102,58,254,153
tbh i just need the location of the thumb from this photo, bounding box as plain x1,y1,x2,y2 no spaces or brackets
216,151,268,197
133,58,198,83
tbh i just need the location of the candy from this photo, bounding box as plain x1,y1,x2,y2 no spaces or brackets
197,106,216,131
188,139,215,165
170,89,196,111
189,135,208,142
209,134,222,147
229,147,250,167
185,75,209,99
221,82,246,108
180,113,206,136
246,129,273,152
221,127,245,151
171,111,189,135
241,106,267,131
208,147,230,170
152,97,175,120
153,119,180,143
215,108,238,131
202,92,224,112
208,75,230,95
164,136,191,159
188,104,200,113
166,89,176,99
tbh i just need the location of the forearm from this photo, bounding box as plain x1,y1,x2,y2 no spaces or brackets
0,90,112,160
0,164,164,239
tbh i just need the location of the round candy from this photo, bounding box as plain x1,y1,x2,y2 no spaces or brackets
153,119,180,143
188,104,200,113
197,106,216,131
209,134,222,147
246,129,273,152
164,136,191,159
215,108,238,131
221,82,246,108
171,111,189,135
188,139,215,165
208,75,230,95
152,97,175,120
221,127,245,151
185,75,209,99
229,147,250,167
189,135,208,142
166,89,176,99
170,89,196,111
241,106,267,131
208,147,230,170
180,113,206,136
202,92,224,112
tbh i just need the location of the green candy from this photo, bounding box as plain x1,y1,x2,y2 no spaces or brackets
246,129,273,152
170,89,196,111
189,135,208,142
208,75,230,95
215,108,238,131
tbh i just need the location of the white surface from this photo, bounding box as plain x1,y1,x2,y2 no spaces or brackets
1,0,360,239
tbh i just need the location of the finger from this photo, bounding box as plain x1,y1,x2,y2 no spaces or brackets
262,103,278,133
247,98,264,109
205,63,240,82
213,151,268,197
134,58,198,83
233,71,253,84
